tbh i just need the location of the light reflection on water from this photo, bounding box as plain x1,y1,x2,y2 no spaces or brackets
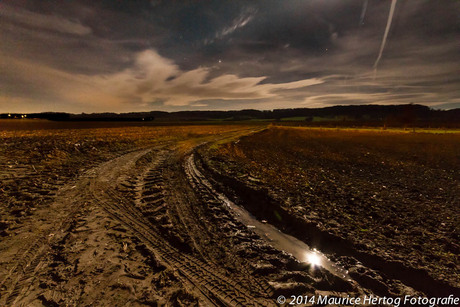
306,251,322,267
189,154,350,280
221,190,350,279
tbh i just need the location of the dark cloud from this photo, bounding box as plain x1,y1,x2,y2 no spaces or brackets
0,0,459,112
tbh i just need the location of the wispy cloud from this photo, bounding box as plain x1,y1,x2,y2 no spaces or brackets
0,4,91,36
0,54,120,112
216,8,255,39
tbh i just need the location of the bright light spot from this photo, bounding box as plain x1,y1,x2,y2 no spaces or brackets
306,252,322,267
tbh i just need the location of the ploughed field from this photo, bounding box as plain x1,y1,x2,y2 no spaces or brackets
202,127,459,292
1,122,459,306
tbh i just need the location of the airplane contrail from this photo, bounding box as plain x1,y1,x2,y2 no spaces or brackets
373,0,398,75
359,0,369,25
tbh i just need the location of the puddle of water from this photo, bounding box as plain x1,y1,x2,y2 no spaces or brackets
188,155,350,280
220,194,350,280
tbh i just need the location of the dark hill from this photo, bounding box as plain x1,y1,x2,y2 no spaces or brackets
1,104,459,128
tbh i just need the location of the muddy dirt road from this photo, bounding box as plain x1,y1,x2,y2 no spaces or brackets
0,130,267,305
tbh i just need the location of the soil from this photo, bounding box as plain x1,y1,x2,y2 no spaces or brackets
199,127,460,298
1,124,458,306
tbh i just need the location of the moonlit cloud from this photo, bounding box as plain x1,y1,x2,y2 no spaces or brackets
95,50,324,107
0,48,323,112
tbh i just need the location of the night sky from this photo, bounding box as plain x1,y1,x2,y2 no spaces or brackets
1,0,459,113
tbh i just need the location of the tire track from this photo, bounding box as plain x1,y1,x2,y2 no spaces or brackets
0,148,153,306
93,183,273,306
183,154,275,298
90,150,275,307
0,181,90,306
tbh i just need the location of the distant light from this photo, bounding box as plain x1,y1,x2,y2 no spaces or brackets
218,59,222,63
8,114,11,117
306,252,322,267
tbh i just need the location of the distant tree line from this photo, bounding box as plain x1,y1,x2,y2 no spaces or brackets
1,104,459,128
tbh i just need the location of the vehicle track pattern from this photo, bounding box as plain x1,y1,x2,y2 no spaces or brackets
0,148,152,305
0,178,90,306
183,154,276,297
91,149,276,306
